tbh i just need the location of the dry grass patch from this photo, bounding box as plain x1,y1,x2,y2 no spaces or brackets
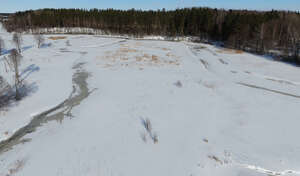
166,60,180,66
134,42,142,47
160,47,171,51
6,159,25,176
48,36,67,40
217,48,244,54
135,56,143,62
166,53,173,57
97,45,180,68
119,47,138,53
151,55,159,62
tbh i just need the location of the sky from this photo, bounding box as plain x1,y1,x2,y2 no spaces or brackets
1,0,300,13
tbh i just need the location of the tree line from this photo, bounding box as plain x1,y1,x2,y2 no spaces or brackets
3,8,300,63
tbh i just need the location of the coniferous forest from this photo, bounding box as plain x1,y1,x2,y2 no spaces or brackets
3,8,300,63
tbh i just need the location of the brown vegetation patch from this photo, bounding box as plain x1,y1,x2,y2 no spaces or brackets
166,52,174,57
119,47,138,53
193,46,207,51
135,56,143,62
166,61,180,66
217,48,244,54
166,52,181,60
134,42,142,47
97,45,180,68
160,47,171,51
151,55,159,62
48,36,67,40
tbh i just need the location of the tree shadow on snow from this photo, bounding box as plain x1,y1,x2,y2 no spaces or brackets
40,43,52,49
1,48,13,55
1,45,34,56
0,81,38,111
0,64,40,111
20,64,40,81
22,45,33,52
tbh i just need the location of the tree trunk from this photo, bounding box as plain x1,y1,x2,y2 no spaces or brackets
15,65,20,100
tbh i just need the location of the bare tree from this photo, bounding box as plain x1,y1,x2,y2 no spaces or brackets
0,37,4,55
5,49,22,100
12,33,23,53
33,34,45,48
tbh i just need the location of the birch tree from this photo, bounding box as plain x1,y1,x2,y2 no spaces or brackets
6,49,22,100
0,37,4,55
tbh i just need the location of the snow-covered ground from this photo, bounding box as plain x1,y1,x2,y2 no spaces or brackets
1,24,300,176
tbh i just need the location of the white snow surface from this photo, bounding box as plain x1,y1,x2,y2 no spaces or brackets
1,24,300,176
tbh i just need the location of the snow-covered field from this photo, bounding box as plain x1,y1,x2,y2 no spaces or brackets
1,24,300,176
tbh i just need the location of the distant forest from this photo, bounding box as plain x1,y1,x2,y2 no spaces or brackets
3,8,300,63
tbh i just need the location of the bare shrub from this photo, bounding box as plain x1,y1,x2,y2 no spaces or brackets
174,81,183,88
143,118,152,133
12,33,23,53
208,155,223,165
203,138,209,143
33,34,45,48
141,118,158,144
153,133,158,144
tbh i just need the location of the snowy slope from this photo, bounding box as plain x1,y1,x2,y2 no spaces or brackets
1,26,300,176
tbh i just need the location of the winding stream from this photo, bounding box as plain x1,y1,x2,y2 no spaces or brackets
0,62,92,155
